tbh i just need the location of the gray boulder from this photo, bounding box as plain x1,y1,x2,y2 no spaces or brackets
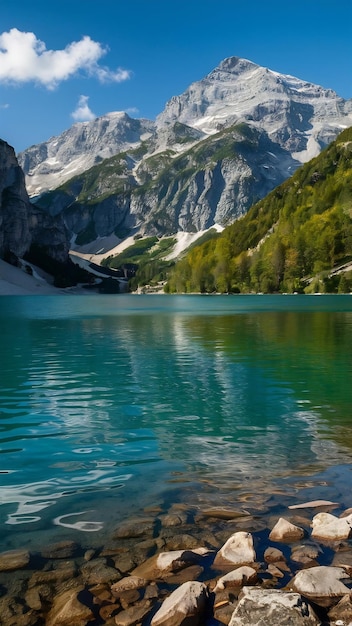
229,587,321,626
290,565,351,607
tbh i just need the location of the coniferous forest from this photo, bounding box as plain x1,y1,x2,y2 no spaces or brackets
165,127,352,294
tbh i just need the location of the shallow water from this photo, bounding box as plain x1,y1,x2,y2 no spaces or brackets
1,294,352,551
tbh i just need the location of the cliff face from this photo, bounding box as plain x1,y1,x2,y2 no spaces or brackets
0,140,69,263
0,139,32,259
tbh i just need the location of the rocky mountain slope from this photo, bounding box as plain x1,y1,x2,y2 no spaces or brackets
18,57,352,251
18,112,155,198
0,139,69,263
166,126,352,294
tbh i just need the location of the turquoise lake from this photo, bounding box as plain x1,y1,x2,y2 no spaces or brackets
1,293,352,551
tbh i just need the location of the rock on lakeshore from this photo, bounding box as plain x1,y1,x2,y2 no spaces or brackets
290,565,351,607
269,517,305,542
214,531,256,567
151,581,208,626
2,503,352,625
311,512,352,541
228,587,321,626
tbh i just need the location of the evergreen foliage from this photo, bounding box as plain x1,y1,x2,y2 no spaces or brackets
166,127,352,294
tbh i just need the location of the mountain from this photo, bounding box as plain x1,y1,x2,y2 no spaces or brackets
156,57,352,161
18,112,155,197
18,57,352,253
166,126,352,294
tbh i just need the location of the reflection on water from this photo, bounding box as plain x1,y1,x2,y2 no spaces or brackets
1,294,352,549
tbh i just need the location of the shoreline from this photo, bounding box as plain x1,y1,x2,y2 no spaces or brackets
1,493,352,625
0,259,93,296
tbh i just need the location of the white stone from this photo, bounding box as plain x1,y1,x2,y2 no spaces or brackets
155,548,210,573
46,587,94,626
214,566,258,591
131,548,211,580
311,512,352,540
151,580,208,626
269,517,305,542
290,565,351,607
214,532,256,567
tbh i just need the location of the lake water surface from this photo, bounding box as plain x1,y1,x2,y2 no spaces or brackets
1,294,352,552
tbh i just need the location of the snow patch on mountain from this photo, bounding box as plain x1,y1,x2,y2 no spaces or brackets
164,225,224,260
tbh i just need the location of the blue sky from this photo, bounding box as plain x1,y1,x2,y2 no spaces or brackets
1,0,351,153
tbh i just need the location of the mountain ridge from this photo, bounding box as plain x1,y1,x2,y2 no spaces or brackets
17,56,352,256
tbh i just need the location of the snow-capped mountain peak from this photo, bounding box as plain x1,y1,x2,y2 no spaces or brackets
156,56,352,163
18,55,352,220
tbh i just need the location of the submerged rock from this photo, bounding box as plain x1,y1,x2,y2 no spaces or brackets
40,540,79,560
264,547,286,563
200,508,250,520
80,557,122,585
114,601,154,626
288,500,339,510
0,548,30,571
291,544,321,564
111,575,149,594
45,587,94,626
113,517,156,539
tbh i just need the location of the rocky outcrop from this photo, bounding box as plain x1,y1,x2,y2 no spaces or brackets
0,139,69,265
0,139,32,259
129,125,295,235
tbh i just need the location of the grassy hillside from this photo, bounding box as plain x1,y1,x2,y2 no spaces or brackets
166,127,352,294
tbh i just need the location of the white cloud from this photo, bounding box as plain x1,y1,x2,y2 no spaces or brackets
71,95,96,122
0,103,9,109
125,107,139,115
0,28,131,89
